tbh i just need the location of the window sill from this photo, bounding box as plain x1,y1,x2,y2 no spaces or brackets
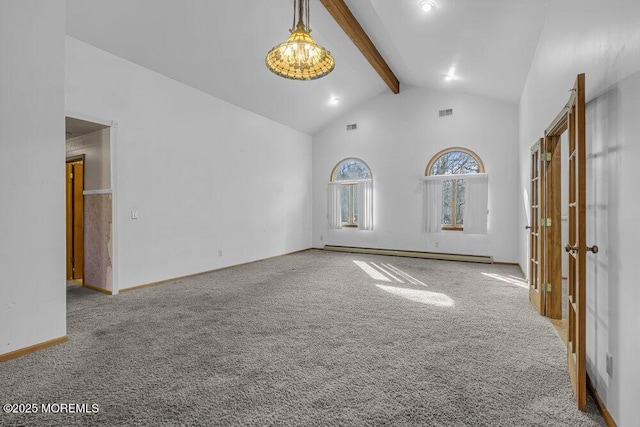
441,226,463,232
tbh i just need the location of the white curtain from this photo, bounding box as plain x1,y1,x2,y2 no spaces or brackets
463,174,489,234
423,179,443,233
327,182,342,229
357,180,373,230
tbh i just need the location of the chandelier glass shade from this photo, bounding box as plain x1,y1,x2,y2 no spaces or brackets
265,0,335,80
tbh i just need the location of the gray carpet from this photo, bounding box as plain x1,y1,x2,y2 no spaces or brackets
0,250,605,426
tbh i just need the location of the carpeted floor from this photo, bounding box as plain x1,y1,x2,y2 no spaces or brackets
0,250,605,426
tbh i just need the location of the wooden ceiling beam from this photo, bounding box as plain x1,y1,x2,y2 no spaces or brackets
319,0,400,94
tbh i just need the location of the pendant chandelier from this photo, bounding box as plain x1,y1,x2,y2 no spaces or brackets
265,0,335,80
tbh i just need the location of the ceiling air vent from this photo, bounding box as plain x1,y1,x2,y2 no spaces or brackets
346,123,357,130
439,109,453,117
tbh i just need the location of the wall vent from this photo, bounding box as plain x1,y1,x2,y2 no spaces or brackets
346,123,357,130
439,108,453,117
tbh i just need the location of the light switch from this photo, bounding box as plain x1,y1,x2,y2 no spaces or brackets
131,210,139,220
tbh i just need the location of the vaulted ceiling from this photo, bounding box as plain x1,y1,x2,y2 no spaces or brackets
66,0,550,135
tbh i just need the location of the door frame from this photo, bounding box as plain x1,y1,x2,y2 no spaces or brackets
543,134,562,320
66,112,120,295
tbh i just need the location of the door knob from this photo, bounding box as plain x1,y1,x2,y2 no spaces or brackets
565,244,598,254
525,225,531,230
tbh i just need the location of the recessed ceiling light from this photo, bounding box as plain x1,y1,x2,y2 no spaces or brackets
444,67,457,82
420,1,436,12
330,97,340,105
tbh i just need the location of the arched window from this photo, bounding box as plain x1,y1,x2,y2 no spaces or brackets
424,148,487,232
328,158,373,229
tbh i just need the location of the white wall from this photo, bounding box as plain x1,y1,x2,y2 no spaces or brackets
66,128,111,191
312,86,520,263
518,1,640,424
65,37,312,291
0,1,66,354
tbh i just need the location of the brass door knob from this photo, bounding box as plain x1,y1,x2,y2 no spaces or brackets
564,244,577,253
587,245,599,254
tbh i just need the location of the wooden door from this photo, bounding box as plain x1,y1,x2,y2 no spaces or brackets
565,73,587,410
66,163,73,279
66,161,84,280
528,139,544,315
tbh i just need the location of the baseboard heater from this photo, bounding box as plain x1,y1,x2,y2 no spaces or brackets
323,245,493,264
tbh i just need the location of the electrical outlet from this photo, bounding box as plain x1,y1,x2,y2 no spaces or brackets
218,250,223,257
435,241,439,248
606,353,613,376
320,235,323,241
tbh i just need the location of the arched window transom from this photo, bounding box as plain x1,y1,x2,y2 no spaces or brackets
331,158,372,181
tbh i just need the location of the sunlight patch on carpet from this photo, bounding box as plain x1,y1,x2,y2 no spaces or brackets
376,284,454,307
381,263,429,287
353,260,391,281
370,262,404,283
481,272,528,289
354,260,430,287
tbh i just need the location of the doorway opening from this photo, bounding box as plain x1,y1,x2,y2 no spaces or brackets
65,116,114,295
